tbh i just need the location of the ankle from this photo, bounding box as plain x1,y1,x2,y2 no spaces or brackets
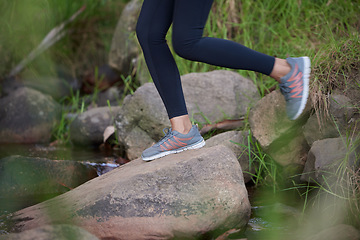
173,125,192,135
170,115,193,134
270,58,291,82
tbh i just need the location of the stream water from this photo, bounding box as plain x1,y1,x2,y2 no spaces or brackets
0,144,290,239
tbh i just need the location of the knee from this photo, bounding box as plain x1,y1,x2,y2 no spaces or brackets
172,35,199,60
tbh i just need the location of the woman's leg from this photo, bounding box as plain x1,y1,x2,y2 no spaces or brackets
138,0,310,161
136,0,188,121
172,0,275,75
168,0,277,133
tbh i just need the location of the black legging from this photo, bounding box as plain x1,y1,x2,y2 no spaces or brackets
136,0,275,119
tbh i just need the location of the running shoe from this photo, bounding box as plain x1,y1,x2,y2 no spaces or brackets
279,56,311,120
141,125,205,161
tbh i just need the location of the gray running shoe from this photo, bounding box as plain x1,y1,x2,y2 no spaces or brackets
142,125,205,161
279,56,311,120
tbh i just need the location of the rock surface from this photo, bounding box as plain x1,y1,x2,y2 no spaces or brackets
70,106,121,146
302,113,339,146
249,90,310,166
329,94,355,123
116,70,260,159
303,94,355,146
205,130,256,183
11,145,251,240
301,137,360,183
0,224,99,240
0,87,61,143
108,0,141,75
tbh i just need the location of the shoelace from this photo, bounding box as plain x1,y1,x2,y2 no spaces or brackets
155,128,173,146
279,83,292,100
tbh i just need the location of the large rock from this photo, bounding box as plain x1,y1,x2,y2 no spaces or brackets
329,94,355,123
301,137,360,183
0,224,99,240
249,90,310,166
108,0,142,75
303,113,339,146
205,130,256,183
0,87,61,143
10,145,251,240
265,129,309,166
116,70,260,159
303,94,355,146
0,155,98,212
70,106,122,146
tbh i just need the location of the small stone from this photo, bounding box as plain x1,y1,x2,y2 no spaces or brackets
70,106,121,146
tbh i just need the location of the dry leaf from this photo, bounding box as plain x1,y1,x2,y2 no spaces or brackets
103,126,115,143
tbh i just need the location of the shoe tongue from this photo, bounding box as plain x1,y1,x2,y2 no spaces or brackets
280,58,296,83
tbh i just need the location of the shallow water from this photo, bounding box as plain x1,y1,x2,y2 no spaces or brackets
0,143,121,175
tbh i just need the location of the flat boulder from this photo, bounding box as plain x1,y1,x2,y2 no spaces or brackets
10,145,251,240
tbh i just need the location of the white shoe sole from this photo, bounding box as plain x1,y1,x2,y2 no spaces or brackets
142,139,206,162
291,56,311,120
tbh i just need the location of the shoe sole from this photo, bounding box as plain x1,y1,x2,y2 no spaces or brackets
291,56,311,120
142,139,206,162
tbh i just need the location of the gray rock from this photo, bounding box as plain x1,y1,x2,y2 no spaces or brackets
0,155,97,212
124,126,155,160
108,0,142,75
266,129,309,166
116,70,260,159
115,82,169,160
249,90,310,166
83,87,122,107
205,130,256,183
303,113,340,146
303,94,355,146
329,94,355,121
70,106,121,146
182,70,260,123
249,90,308,149
0,224,99,240
305,224,360,240
95,87,122,107
11,145,251,240
301,137,360,183
0,87,61,143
